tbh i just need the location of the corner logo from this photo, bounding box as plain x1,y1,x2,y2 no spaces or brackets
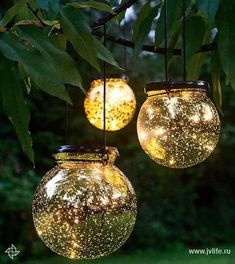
5,244,20,260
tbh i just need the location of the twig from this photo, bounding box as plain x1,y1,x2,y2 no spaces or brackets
24,0,217,55
91,0,138,29
26,3,46,27
93,30,217,55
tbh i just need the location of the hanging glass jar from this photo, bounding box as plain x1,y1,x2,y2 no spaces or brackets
84,75,136,131
137,81,220,168
32,146,137,259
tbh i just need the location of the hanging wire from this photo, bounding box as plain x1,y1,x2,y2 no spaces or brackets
182,0,186,81
164,0,168,82
64,87,69,145
103,23,107,157
123,18,127,70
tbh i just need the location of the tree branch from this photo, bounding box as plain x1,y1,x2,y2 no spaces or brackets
26,3,46,27
25,0,217,55
93,30,217,55
91,0,138,29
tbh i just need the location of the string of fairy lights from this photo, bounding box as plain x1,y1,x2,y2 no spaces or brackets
32,0,220,260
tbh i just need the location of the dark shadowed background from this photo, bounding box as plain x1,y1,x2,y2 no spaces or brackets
0,0,235,263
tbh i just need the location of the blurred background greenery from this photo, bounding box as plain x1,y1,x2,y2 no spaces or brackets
1,52,235,263
0,0,235,263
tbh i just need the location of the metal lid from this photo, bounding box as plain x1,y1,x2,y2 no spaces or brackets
53,145,119,163
145,80,209,95
92,74,129,82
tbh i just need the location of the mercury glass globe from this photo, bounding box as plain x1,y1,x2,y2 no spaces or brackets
32,146,137,259
137,81,220,169
84,75,136,131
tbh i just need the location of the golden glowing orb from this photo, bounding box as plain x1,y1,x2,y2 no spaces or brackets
84,75,136,131
137,81,220,168
32,146,137,259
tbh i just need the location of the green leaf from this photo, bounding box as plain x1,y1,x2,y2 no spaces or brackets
18,62,32,94
187,28,211,79
59,6,99,71
211,52,222,115
13,1,44,22
133,5,159,58
133,1,151,41
167,20,182,66
216,1,235,89
50,31,67,50
155,4,164,47
37,0,60,11
16,25,84,93
68,1,115,14
185,15,206,62
0,57,34,162
155,0,181,47
196,0,219,25
94,37,120,68
0,0,30,28
36,0,60,19
0,32,71,103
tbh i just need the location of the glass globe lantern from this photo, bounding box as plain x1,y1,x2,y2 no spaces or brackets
32,146,137,259
137,81,220,169
84,75,136,131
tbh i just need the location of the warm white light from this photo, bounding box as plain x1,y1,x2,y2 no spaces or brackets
202,103,213,121
155,127,166,136
32,147,137,259
84,76,136,131
190,114,200,123
137,84,220,168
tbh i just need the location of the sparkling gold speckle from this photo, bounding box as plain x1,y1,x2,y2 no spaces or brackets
84,78,136,131
137,89,220,168
32,150,137,259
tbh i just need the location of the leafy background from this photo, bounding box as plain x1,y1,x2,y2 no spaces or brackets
0,0,234,263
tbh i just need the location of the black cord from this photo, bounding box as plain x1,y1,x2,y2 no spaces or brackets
65,87,69,145
123,19,127,70
164,0,168,82
183,0,186,81
103,23,107,154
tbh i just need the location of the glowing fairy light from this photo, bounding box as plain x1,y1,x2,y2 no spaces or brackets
84,75,136,131
32,146,137,259
137,81,220,168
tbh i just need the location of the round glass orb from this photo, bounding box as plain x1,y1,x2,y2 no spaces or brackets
84,75,136,131
137,81,220,169
32,146,137,259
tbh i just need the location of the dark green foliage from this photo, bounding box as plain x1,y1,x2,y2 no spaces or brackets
0,57,34,161
0,0,235,262
197,0,219,25
1,52,235,261
0,0,119,162
133,2,159,58
16,25,83,90
59,6,100,70
0,0,234,161
216,1,235,89
185,15,206,62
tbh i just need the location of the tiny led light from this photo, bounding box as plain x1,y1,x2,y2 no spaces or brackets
84,75,136,131
32,146,137,259
137,81,220,169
